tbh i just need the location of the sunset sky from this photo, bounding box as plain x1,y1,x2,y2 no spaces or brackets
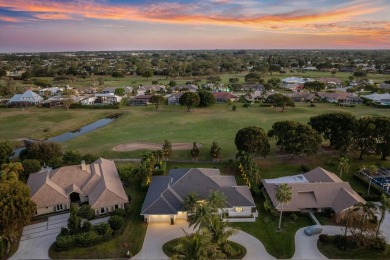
0,0,389,52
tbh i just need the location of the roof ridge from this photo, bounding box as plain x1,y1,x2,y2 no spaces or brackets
167,186,183,203
161,194,178,213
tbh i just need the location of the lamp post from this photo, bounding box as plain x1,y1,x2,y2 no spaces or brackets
367,177,372,196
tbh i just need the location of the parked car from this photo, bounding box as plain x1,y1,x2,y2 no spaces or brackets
304,225,323,236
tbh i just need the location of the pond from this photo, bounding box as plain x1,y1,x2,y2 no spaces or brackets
13,117,115,157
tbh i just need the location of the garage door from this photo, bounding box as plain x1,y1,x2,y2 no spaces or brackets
148,215,171,223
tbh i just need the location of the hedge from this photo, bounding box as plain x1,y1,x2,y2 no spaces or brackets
55,224,113,251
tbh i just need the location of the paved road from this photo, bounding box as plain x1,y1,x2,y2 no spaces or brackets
11,213,109,260
132,219,274,260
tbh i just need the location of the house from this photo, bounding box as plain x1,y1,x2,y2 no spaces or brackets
137,85,166,95
283,83,304,92
7,90,43,107
38,87,63,96
102,87,117,94
94,93,122,104
41,95,85,107
318,78,343,87
213,92,239,103
282,77,311,84
262,167,365,215
379,83,390,90
128,95,153,106
167,93,183,105
141,168,257,224
286,92,316,102
362,93,390,106
172,84,198,93
317,92,362,104
27,158,129,216
241,84,264,92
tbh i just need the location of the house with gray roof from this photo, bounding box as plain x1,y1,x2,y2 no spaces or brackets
7,90,43,106
27,158,128,216
141,168,257,224
262,167,365,215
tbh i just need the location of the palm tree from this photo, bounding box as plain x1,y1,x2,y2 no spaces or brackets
376,194,390,238
1,162,23,181
337,156,350,179
172,229,215,260
189,203,212,229
183,192,199,216
355,201,377,224
208,190,227,214
275,183,292,230
205,215,239,256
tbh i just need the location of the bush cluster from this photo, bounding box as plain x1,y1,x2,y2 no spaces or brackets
78,205,95,220
55,223,113,251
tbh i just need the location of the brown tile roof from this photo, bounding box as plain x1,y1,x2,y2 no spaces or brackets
262,167,366,214
212,91,238,99
27,158,128,211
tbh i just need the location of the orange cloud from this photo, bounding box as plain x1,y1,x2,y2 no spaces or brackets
0,15,21,22
34,13,75,20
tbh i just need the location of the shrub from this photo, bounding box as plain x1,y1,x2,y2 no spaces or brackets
76,230,100,247
81,221,92,233
93,223,111,236
232,105,237,111
242,103,251,108
319,234,330,243
263,200,279,217
109,215,125,231
333,235,358,251
59,227,70,236
111,208,126,217
368,237,386,251
78,205,95,220
290,213,298,222
55,235,76,250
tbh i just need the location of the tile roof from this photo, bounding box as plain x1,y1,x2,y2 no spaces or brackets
262,167,366,214
141,168,255,215
27,158,128,211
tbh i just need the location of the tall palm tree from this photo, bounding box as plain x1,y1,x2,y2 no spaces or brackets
183,192,199,216
275,183,292,230
337,156,350,179
376,194,390,238
172,229,216,260
355,201,377,224
189,203,212,229
1,162,23,181
208,190,227,214
205,215,239,256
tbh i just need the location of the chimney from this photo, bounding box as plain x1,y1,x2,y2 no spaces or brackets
81,160,86,171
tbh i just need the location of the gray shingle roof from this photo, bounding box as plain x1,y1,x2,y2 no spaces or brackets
141,168,255,215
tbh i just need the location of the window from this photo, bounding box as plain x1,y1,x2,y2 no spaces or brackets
56,204,64,211
234,207,243,212
100,208,105,214
115,204,119,209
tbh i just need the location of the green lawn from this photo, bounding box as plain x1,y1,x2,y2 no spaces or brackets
58,102,390,160
49,181,147,259
0,107,115,141
232,198,313,259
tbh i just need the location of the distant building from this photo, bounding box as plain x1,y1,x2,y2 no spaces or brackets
7,90,43,107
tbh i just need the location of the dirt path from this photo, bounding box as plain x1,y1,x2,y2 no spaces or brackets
113,142,201,152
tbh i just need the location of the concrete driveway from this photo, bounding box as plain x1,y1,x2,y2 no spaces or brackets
132,219,274,260
11,213,109,259
292,225,345,259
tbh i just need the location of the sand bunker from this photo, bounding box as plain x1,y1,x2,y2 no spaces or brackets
113,142,201,152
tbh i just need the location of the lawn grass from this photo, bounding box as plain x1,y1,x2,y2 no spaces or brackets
318,241,390,259
0,107,115,141
232,198,313,259
48,180,147,259
58,102,390,161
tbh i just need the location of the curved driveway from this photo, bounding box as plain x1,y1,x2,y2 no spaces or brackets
132,219,274,260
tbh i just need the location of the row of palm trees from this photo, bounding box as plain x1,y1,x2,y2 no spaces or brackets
171,191,239,259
